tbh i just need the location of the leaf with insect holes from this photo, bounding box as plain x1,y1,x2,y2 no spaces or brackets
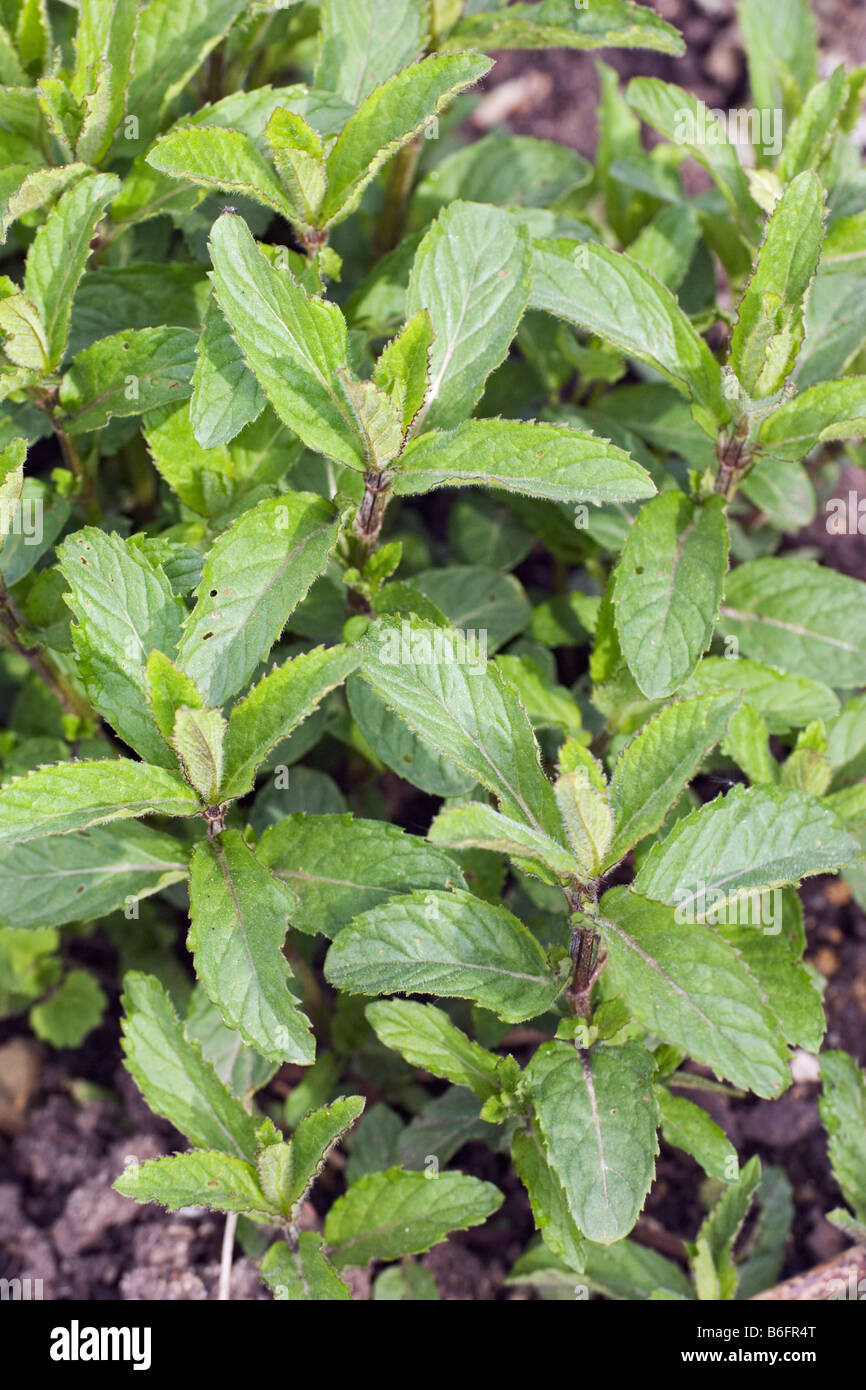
721,557,866,686
320,53,491,226
530,239,729,439
366,1000,501,1100
188,830,314,1065
176,492,341,709
0,760,199,846
525,1040,660,1245
58,326,197,434
612,492,728,699
324,888,565,1023
208,213,363,467
114,1150,274,1217
324,1167,503,1268
394,419,656,503
443,1,684,56
599,888,792,1098
219,644,360,800
261,1233,352,1302
257,814,466,938
0,822,189,931
258,1096,365,1216
633,784,859,912
120,971,258,1160
58,527,186,766
406,201,531,431
357,615,564,843
729,171,826,399
606,689,742,865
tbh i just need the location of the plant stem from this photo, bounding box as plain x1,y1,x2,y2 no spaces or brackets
376,138,422,257
352,470,392,563
715,425,753,500
218,1212,237,1301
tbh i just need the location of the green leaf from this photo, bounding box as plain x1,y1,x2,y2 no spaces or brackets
606,690,741,864
0,292,49,371
656,1088,738,1183
0,822,188,930
373,310,433,435
736,1166,795,1300
679,656,838,735
184,985,277,1101
261,1233,352,1302
189,295,266,450
220,644,359,800
22,173,120,371
320,54,491,225
265,108,326,227
729,172,825,399
721,557,866,686
633,785,859,911
627,202,701,291
526,1040,659,1245
258,1096,365,1215
115,1150,272,1216
428,802,578,880
600,887,791,1098
147,126,298,221
324,1167,503,1268
145,650,203,743
0,759,199,846
612,492,728,699
688,1156,761,1301
324,888,564,1023
30,968,106,1047
126,0,249,146
315,0,427,104
444,1,684,55
714,922,824,1052
758,378,866,459
176,492,341,708
0,437,24,545
373,1264,439,1300
357,616,564,842
738,0,817,120
58,526,186,765
59,326,197,434
553,769,614,877
394,418,655,503
171,707,225,803
411,132,591,223
819,1050,866,1222
187,829,314,1064
208,213,362,467
258,813,466,938
511,1122,585,1271
120,971,258,1160
626,78,759,240
530,239,728,439
72,0,138,166
493,653,583,737
406,202,531,432
366,1000,501,1100
777,65,848,182
0,162,90,244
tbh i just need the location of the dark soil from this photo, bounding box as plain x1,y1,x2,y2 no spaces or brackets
2,0,866,1301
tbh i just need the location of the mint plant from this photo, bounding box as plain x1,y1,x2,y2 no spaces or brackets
1,0,865,1300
